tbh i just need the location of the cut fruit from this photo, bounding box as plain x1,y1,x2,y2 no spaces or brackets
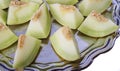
26,3,51,38
0,24,18,50
78,11,119,37
49,3,84,29
46,0,78,5
21,0,43,4
50,27,80,61
0,0,11,9
0,10,7,25
13,34,41,68
7,0,39,25
78,0,112,16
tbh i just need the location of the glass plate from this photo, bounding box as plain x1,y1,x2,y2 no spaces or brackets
0,0,120,71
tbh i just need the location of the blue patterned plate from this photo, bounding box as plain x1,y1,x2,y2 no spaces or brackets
0,0,120,71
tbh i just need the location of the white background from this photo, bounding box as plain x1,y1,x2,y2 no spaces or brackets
83,37,120,71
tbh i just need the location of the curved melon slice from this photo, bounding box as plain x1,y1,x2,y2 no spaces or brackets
0,0,11,9
13,34,41,68
46,0,78,5
0,24,18,50
78,11,119,37
49,3,84,29
26,3,51,38
7,1,39,25
50,27,80,61
0,10,7,25
78,0,112,16
21,0,43,4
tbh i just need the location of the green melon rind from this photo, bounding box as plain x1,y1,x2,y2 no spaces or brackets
49,4,84,29
0,26,18,50
78,12,119,37
0,0,11,9
21,0,43,4
46,0,78,5
78,24,118,37
0,9,7,25
26,3,51,38
50,27,80,61
7,1,39,25
78,0,112,16
13,35,41,68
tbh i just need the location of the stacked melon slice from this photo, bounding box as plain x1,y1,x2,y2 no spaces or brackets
78,11,119,37
26,3,51,38
50,27,80,61
49,3,84,29
13,34,41,68
7,0,39,25
0,24,18,50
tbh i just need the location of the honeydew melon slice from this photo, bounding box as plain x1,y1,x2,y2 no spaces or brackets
21,0,43,4
46,0,78,5
0,0,11,9
49,3,84,29
26,3,51,38
13,34,41,68
50,27,80,61
78,11,119,37
0,9,7,25
7,0,39,25
0,24,18,50
78,0,112,16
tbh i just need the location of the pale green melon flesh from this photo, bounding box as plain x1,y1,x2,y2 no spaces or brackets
0,10,7,25
13,34,41,68
0,0,11,9
49,3,84,29
78,0,112,16
21,0,43,4
78,11,119,37
7,1,39,25
26,3,51,38
46,0,78,5
0,24,18,50
50,27,80,61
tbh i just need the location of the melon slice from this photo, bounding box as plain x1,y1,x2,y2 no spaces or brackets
49,3,84,29
46,0,78,5
0,24,18,50
0,0,11,9
7,0,39,25
78,0,112,16
13,34,41,68
50,27,80,61
26,3,51,38
78,11,119,37
21,0,43,4
0,10,7,25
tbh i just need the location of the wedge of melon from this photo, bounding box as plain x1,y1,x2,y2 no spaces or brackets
13,34,41,68
46,0,78,5
21,0,43,4
7,0,39,25
49,3,84,29
0,24,18,50
78,11,119,37
0,0,11,9
50,27,80,61
0,9,7,25
26,3,51,38
78,0,112,16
